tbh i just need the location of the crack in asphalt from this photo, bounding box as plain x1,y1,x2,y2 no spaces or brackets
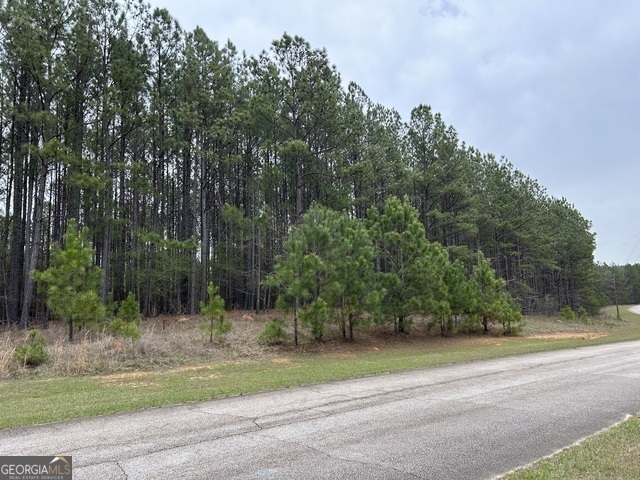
72,418,265,467
58,416,261,463
116,461,128,479
301,386,381,399
4,342,639,479
249,431,424,479
333,347,629,402
64,362,589,465
251,417,264,431
70,388,421,470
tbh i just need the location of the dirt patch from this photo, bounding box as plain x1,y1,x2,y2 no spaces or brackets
107,381,160,388
100,371,151,381
188,373,220,380
172,365,218,373
465,337,502,345
98,371,161,388
528,333,608,340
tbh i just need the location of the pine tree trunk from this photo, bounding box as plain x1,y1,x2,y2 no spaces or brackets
20,159,48,328
294,299,299,347
398,316,405,334
7,70,29,325
255,222,262,314
295,154,304,225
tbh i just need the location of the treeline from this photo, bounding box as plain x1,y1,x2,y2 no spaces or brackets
0,0,603,327
268,199,523,344
598,263,640,307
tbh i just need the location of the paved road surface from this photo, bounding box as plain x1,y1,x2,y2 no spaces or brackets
2,341,639,479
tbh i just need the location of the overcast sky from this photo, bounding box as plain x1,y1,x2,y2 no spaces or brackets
147,0,640,265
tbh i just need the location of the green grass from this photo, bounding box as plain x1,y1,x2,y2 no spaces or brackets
497,304,640,479
1,306,640,430
501,415,640,479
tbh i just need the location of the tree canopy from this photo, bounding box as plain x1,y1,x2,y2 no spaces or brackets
0,0,603,329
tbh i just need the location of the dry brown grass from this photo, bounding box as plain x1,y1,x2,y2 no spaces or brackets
0,333,18,377
0,310,284,378
0,311,620,379
528,332,608,340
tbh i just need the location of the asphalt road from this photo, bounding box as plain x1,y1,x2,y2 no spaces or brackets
2,340,640,479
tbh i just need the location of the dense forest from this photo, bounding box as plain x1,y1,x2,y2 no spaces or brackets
0,0,611,328
598,263,640,307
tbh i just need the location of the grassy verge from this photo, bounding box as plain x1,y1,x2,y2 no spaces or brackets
498,304,640,479
501,415,640,479
1,306,639,429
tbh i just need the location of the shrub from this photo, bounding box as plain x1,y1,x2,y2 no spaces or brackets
299,298,329,341
559,306,576,321
498,293,525,335
118,292,141,323
259,318,287,345
106,292,141,340
107,318,141,340
458,314,483,335
201,315,233,345
577,307,589,323
14,330,49,367
200,282,232,344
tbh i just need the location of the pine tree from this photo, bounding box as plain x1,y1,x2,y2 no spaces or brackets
199,282,231,344
324,210,379,341
368,197,449,333
406,105,477,246
33,219,105,341
264,205,329,345
470,252,523,334
108,291,142,340
444,259,479,334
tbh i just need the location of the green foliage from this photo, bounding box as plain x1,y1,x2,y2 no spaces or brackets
470,252,524,334
32,220,105,340
14,331,49,367
443,259,478,335
496,292,525,335
598,263,640,307
107,292,142,340
368,196,451,334
104,293,118,320
406,105,478,246
258,318,287,345
577,306,588,322
118,292,141,324
200,282,232,344
264,205,334,345
107,318,141,340
0,0,602,327
322,209,378,341
558,306,577,321
458,314,483,335
410,242,452,335
299,297,329,341
266,204,380,343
